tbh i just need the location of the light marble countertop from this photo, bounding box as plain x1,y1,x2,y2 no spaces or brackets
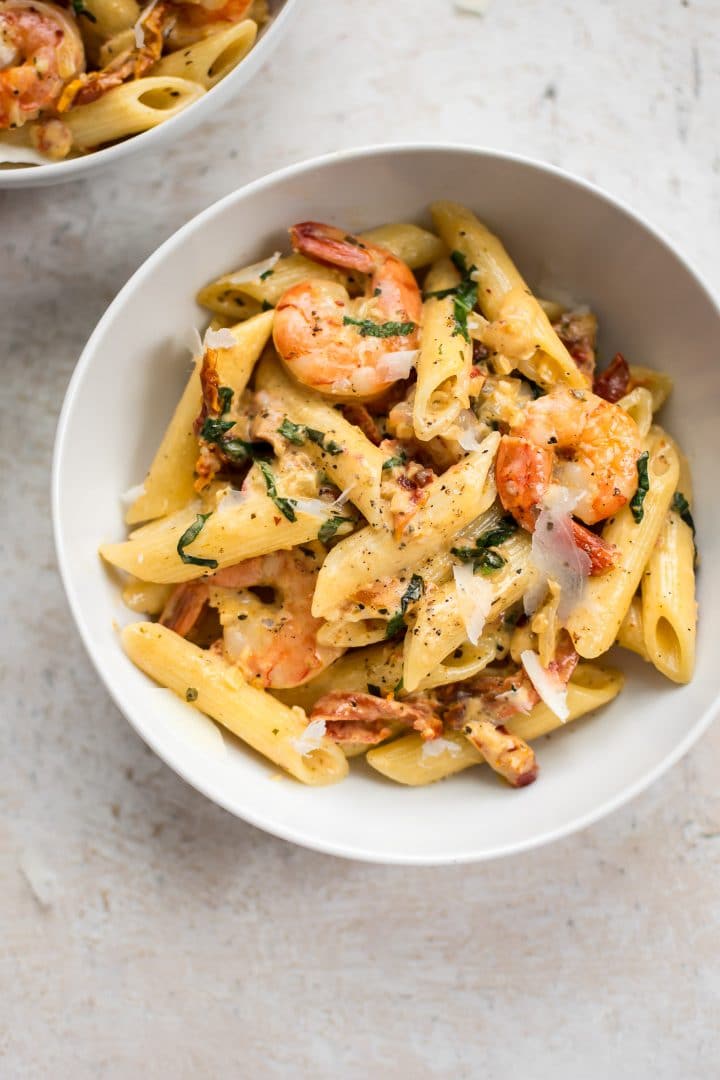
2,1,719,1076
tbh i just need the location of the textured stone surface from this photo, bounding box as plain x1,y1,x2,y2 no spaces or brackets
1,1,719,1076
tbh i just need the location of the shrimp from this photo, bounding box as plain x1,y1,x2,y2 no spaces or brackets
273,222,423,401
495,387,643,574
160,548,342,689
0,0,84,129
309,691,442,745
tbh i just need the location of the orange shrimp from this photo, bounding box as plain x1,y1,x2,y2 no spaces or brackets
273,222,423,401
160,548,342,689
0,0,84,129
495,387,643,573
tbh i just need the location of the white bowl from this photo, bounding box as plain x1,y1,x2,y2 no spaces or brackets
0,0,296,189
53,144,720,864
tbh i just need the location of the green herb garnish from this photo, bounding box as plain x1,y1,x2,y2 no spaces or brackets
258,267,274,281
277,418,342,456
218,386,233,415
342,316,416,338
630,451,650,523
317,514,350,544
177,513,218,569
261,300,273,312
381,451,407,470
385,574,424,638
393,677,404,696
451,516,517,574
200,417,234,441
257,460,296,522
425,250,479,343
200,416,270,463
185,687,198,702
72,0,97,21
671,491,696,536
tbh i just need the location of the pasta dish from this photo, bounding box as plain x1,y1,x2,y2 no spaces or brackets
0,0,267,164
100,201,697,789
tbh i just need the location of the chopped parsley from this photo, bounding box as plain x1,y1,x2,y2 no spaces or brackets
258,267,274,281
257,460,296,522
317,514,350,544
393,677,404,696
424,249,478,343
72,0,97,21
671,491,695,536
217,386,233,415
451,516,517,574
630,451,650,523
381,451,407,471
342,316,416,338
385,574,424,638
277,418,342,455
185,687,198,702
261,300,273,311
177,513,218,569
199,416,270,464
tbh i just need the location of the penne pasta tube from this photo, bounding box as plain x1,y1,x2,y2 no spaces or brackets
367,663,624,784
430,200,585,390
152,20,257,89
64,77,204,150
629,365,673,413
312,434,500,620
122,623,348,784
615,597,650,661
617,386,654,437
566,426,680,658
641,509,696,683
413,257,472,440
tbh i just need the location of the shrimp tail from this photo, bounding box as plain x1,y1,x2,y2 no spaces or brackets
570,521,616,575
290,221,376,274
160,582,209,637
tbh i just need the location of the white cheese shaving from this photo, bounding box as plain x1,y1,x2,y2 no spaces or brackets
133,0,159,48
525,484,590,620
203,327,236,350
291,717,327,755
120,482,146,508
331,483,355,509
421,737,462,761
217,488,248,514
0,142,53,165
453,563,493,645
520,649,570,721
454,409,486,451
226,251,281,286
292,497,331,519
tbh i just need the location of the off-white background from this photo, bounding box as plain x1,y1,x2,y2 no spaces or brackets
2,1,719,1076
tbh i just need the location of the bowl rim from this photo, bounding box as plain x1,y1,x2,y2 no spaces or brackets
0,0,297,189
52,142,720,864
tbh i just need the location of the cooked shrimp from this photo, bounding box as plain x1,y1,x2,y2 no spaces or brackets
309,691,442,745
496,387,643,573
0,0,84,129
166,0,253,47
273,222,423,401
160,548,342,689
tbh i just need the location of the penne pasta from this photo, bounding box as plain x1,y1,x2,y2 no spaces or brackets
64,77,204,149
641,509,696,683
122,622,348,784
152,19,257,90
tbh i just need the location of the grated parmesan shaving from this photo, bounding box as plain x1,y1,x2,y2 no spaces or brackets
520,649,570,721
203,327,236,350
217,488,248,514
453,563,493,645
120,482,146,508
421,737,462,761
292,497,332,519
226,251,281,285
454,409,486,451
376,349,419,381
291,717,327,755
525,484,590,620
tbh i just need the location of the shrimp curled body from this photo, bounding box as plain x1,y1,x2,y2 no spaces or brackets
496,387,643,573
0,0,84,128
273,222,423,401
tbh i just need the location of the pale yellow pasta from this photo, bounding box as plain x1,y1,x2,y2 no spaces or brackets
413,257,471,440
254,354,389,528
629,365,673,413
615,597,650,660
152,20,257,89
367,663,624,784
312,434,500,620
316,620,388,649
122,623,348,785
641,509,696,683
566,426,680,658
121,578,173,615
403,531,535,691
83,0,140,43
64,77,204,149
617,386,654,437
126,310,273,526
102,483,334,584
430,201,585,390
197,224,445,314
